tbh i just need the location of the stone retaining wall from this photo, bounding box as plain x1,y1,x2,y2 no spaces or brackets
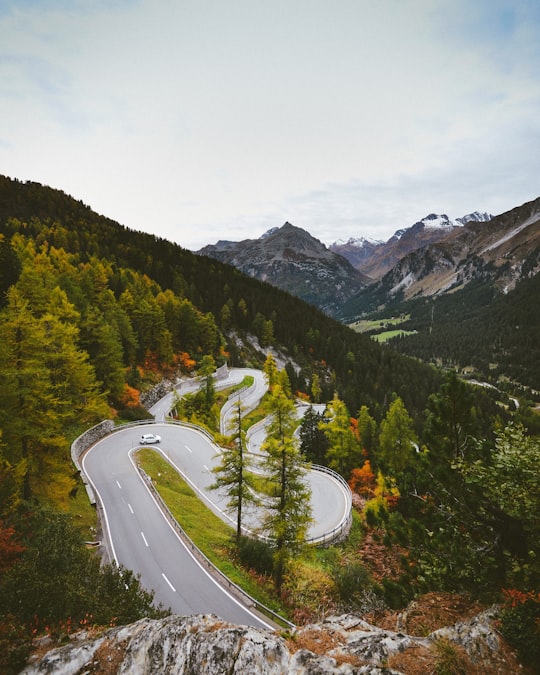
70,420,115,505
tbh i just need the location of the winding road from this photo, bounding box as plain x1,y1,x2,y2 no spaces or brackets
82,368,351,629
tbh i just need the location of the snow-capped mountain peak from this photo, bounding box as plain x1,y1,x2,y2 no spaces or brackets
261,226,280,238
457,211,493,225
421,213,457,229
332,236,383,248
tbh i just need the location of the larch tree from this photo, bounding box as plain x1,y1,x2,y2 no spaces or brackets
321,393,360,479
0,287,107,498
263,352,279,391
210,397,256,542
310,372,322,403
0,288,62,498
261,385,312,591
378,396,417,475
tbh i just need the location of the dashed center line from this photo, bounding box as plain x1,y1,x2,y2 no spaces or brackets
185,445,193,453
116,480,122,489
162,573,176,592
203,465,209,472
128,503,134,514
141,531,148,547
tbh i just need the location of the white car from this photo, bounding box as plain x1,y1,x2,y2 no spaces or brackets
140,433,161,445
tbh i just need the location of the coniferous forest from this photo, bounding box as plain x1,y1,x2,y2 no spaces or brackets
0,176,538,672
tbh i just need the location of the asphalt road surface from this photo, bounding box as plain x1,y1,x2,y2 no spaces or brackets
82,369,350,628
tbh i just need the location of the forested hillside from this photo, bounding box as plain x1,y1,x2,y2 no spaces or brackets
1,176,538,673
389,273,540,395
0,175,445,419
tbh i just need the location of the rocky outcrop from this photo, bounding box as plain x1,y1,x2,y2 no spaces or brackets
21,607,508,675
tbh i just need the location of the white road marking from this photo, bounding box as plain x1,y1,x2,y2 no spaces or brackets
203,465,209,472
116,480,122,489
141,531,149,547
128,503,134,514
162,573,176,592
185,445,193,453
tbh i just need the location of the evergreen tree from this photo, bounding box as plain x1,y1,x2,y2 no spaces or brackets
378,396,417,475
424,370,478,462
321,394,360,479
464,423,540,587
263,352,279,391
261,385,312,591
0,289,62,498
210,398,256,542
198,354,216,408
357,405,378,457
299,406,328,464
80,307,126,401
0,235,21,308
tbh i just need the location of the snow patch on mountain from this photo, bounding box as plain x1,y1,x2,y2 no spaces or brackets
457,211,493,225
261,226,280,238
332,235,383,247
422,214,456,230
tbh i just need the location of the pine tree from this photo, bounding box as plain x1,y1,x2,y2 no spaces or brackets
198,354,217,408
299,405,328,464
424,370,477,462
357,405,378,457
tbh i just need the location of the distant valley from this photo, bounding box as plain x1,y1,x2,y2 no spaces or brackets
198,199,540,392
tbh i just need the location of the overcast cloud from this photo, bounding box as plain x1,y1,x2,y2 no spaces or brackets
1,0,539,249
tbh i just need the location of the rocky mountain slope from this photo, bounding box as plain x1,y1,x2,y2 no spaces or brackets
339,198,540,318
330,212,492,280
197,222,370,316
22,605,519,675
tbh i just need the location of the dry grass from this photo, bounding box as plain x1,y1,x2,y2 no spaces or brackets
287,628,367,669
368,592,486,636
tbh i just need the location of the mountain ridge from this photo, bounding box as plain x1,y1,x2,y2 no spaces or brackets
340,197,540,318
330,211,493,279
197,222,370,316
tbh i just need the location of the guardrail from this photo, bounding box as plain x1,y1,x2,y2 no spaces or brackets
74,416,353,546
136,464,295,632
306,463,353,546
219,386,249,435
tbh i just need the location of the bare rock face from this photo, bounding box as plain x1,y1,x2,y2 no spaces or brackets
21,609,505,675
197,222,370,316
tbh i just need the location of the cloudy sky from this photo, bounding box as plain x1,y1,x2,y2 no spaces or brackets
1,0,539,250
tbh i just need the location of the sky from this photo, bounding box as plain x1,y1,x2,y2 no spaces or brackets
1,0,539,250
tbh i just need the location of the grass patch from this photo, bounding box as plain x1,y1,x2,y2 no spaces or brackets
136,447,286,618
349,314,410,333
215,375,254,409
245,470,277,498
241,391,274,430
372,329,417,343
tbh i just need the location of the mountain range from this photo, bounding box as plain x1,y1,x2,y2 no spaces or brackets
339,200,539,318
197,205,538,319
197,200,540,392
330,211,492,279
